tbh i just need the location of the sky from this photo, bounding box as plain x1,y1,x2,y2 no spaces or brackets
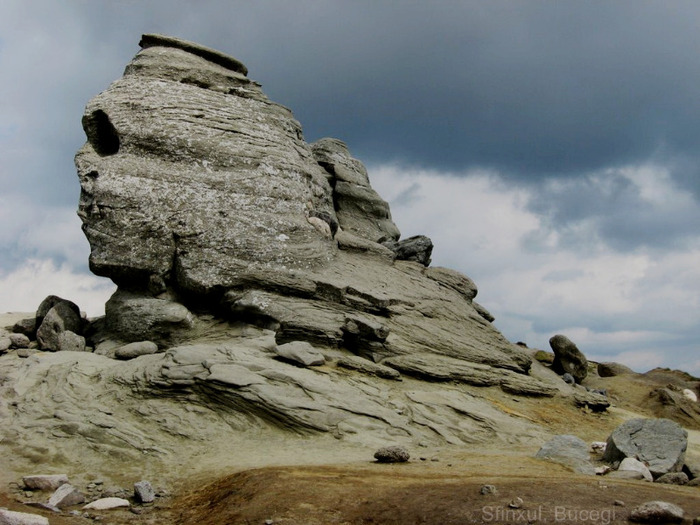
1,1,698,374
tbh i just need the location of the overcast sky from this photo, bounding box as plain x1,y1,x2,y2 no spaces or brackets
1,1,698,374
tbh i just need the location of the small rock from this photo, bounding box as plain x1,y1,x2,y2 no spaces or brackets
374,445,410,463
508,497,523,509
9,333,30,349
613,500,625,507
629,501,684,523
561,373,575,385
134,480,155,503
0,336,10,353
595,466,611,475
82,497,130,510
480,485,497,495
591,441,607,453
47,483,85,508
115,341,159,360
618,457,653,482
655,472,688,485
0,509,50,525
275,341,325,367
22,474,70,491
16,348,37,358
24,502,61,513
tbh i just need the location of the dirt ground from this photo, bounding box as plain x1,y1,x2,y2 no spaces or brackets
3,455,700,524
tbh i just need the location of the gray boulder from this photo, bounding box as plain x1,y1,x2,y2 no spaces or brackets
22,474,69,491
382,235,433,266
12,318,36,339
618,457,653,482
534,435,595,475
57,331,86,352
134,480,155,503
0,335,10,354
104,290,194,345
35,295,80,329
629,501,684,523
374,445,410,463
275,341,325,367
597,361,633,377
0,509,49,525
549,334,588,383
82,497,130,510
36,303,82,351
47,483,85,508
654,472,688,485
603,418,687,477
10,333,30,349
115,341,159,360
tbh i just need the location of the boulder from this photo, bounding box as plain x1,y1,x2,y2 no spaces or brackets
57,331,86,352
617,457,652,482
114,341,159,360
629,501,684,523
104,290,194,345
35,295,80,329
134,480,155,503
82,497,130,510
36,303,82,351
0,335,10,353
12,318,36,339
22,474,69,491
603,418,687,477
382,235,433,266
654,472,688,485
683,388,698,402
9,333,30,349
47,483,85,508
549,334,588,383
374,445,410,463
597,361,633,377
534,435,595,475
0,509,49,525
275,341,325,367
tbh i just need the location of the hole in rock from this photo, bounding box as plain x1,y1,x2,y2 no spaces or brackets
82,110,120,156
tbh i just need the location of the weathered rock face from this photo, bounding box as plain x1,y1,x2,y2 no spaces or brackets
76,33,536,386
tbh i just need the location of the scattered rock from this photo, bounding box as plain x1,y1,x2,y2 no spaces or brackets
618,457,653,482
683,388,698,402
508,497,524,509
57,331,86,352
603,418,687,477
47,483,85,508
9,333,30,349
655,472,688,485
22,474,69,491
535,435,595,475
36,302,82,351
629,501,684,523
613,500,625,507
561,373,575,385
597,362,633,377
480,485,497,495
382,235,433,266
134,480,155,503
12,318,36,339
549,334,588,383
275,341,325,367
115,341,159,360
374,446,410,463
591,441,607,453
595,465,611,475
0,509,49,525
82,497,130,510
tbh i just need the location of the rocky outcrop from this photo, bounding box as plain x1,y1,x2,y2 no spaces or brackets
603,418,687,477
